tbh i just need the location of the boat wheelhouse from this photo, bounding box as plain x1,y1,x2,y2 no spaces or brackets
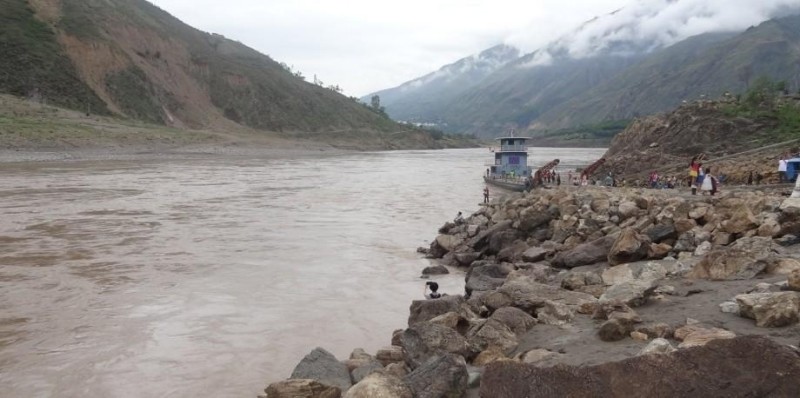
484,135,532,191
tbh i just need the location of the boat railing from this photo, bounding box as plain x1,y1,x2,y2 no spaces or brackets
487,174,527,184
499,145,527,152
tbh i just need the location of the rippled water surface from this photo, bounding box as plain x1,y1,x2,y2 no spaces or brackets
0,148,604,397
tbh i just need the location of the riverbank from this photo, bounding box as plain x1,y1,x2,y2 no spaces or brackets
0,94,480,162
262,184,800,397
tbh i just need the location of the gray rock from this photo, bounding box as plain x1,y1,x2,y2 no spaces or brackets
404,354,469,398
351,360,384,383
600,280,657,307
421,265,449,275
637,338,676,356
291,347,352,392
408,295,464,326
551,235,617,268
521,246,551,262
719,301,740,314
400,322,476,369
643,224,677,243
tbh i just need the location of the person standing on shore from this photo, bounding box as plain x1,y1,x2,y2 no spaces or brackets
779,154,788,183
700,167,717,195
483,187,489,204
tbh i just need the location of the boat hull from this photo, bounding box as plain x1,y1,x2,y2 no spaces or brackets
484,176,527,192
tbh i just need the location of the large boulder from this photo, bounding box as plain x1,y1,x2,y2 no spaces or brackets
674,324,736,348
400,322,475,369
466,304,537,352
608,228,651,266
344,373,412,398
404,354,468,398
487,307,538,334
518,207,553,232
643,224,677,243
375,346,404,367
551,235,616,268
351,360,384,384
408,295,465,326
290,347,352,392
789,269,800,291
488,274,597,313
467,220,513,251
465,262,514,293
599,280,657,307
521,246,552,263
265,379,341,398
719,202,758,234
480,336,800,398
689,237,776,280
735,292,800,327
601,261,668,286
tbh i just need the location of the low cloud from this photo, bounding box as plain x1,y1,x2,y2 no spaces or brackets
514,0,800,61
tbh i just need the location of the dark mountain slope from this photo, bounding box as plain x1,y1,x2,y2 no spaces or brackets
3,0,405,139
537,16,800,128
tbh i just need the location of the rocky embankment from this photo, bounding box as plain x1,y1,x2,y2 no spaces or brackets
262,186,800,397
599,99,798,184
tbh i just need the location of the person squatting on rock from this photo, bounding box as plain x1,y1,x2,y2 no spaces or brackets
454,212,465,225
424,281,441,299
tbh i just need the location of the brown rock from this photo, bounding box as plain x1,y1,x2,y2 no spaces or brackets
736,292,800,327
648,243,672,259
720,203,758,234
345,373,412,398
481,336,800,398
630,331,649,341
375,346,404,367
636,322,673,339
473,347,511,366
488,275,597,313
265,379,341,398
518,348,560,365
768,258,800,275
789,269,800,292
607,228,651,266
673,218,697,234
674,324,735,348
598,318,634,342
688,237,775,280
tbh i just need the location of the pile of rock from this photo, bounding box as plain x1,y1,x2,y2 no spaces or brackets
262,186,800,397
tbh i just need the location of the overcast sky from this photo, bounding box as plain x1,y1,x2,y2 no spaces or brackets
148,0,799,96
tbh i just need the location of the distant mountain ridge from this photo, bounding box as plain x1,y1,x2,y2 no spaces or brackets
0,0,416,142
368,6,800,139
361,44,520,123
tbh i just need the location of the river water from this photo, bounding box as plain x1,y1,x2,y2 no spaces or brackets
0,147,604,398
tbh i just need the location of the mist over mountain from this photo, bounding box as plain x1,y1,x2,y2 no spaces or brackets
361,45,519,123
369,0,800,138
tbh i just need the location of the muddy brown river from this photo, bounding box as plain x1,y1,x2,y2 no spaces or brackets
0,148,604,397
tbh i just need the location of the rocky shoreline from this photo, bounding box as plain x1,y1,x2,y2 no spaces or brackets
261,186,800,397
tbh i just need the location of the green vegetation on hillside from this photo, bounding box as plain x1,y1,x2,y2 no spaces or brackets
721,77,800,141
533,120,631,142
0,0,108,114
